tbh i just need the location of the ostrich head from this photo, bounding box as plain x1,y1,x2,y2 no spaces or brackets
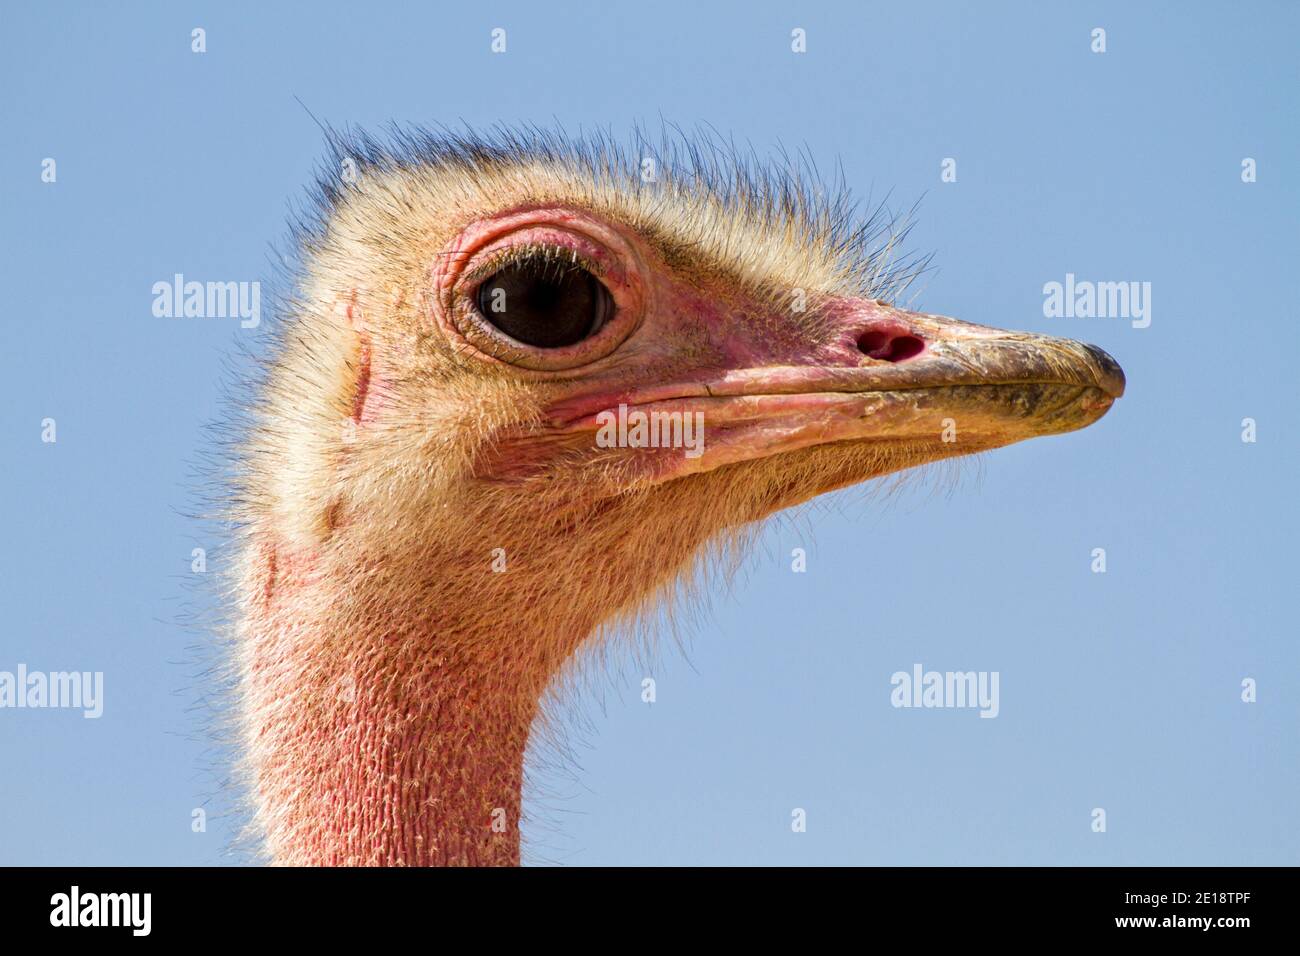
231,127,1123,866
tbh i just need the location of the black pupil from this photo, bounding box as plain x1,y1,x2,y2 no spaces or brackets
475,262,610,348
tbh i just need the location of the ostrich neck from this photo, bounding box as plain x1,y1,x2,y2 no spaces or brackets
242,542,571,867
241,477,704,866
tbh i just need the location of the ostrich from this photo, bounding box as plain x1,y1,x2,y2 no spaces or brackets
227,127,1124,866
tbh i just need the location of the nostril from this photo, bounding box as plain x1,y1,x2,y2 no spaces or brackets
857,330,925,363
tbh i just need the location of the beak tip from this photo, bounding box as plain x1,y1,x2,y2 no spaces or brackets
1084,344,1126,398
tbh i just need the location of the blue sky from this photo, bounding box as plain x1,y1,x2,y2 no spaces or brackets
1,1,1296,865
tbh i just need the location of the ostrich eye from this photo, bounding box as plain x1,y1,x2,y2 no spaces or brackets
475,260,614,349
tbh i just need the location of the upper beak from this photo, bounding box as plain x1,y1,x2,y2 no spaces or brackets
850,309,1125,399
685,307,1124,405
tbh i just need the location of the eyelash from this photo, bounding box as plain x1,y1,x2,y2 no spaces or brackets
462,243,607,291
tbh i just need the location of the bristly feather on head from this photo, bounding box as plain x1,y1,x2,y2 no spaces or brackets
295,121,932,309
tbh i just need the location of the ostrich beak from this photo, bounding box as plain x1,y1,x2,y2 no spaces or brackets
656,303,1125,474
539,299,1124,486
